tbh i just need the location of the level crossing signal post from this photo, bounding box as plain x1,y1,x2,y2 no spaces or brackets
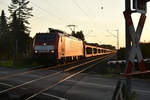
112,0,150,100
124,0,149,76
125,0,150,99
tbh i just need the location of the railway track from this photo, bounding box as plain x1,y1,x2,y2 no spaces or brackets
0,54,111,80
0,62,74,80
0,54,113,100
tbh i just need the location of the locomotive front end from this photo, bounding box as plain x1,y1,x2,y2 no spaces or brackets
32,33,57,62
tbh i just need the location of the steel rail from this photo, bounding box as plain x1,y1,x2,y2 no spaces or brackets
0,53,112,80
0,82,67,100
0,54,111,95
25,55,112,100
0,61,76,80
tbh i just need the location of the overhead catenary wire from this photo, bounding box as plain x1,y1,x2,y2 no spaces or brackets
30,1,63,22
0,1,8,6
39,0,65,20
71,0,98,38
71,0,91,20
96,0,103,6
31,0,94,31
35,0,71,28
30,0,104,43
0,1,10,13
95,0,104,12
30,1,73,33
45,0,63,14
106,30,117,38
31,0,98,38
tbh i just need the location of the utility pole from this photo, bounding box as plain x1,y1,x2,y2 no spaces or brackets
106,29,119,50
14,40,18,65
114,29,119,50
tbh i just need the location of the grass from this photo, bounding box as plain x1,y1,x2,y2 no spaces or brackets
0,59,39,69
0,60,14,67
130,91,136,100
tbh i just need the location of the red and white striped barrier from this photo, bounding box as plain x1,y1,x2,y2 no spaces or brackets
107,60,126,64
107,58,150,65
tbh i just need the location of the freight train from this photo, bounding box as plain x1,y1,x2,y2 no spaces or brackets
32,28,113,63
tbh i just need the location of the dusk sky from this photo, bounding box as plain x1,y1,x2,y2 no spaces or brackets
0,0,150,48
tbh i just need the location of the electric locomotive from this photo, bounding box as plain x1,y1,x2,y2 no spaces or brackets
32,28,84,63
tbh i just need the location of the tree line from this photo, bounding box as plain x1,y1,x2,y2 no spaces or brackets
117,43,150,60
71,31,85,41
0,0,33,60
71,31,115,50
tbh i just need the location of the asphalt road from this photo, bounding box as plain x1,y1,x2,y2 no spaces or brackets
0,59,149,100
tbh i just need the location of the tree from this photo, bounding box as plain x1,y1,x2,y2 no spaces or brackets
71,30,85,41
76,31,85,41
8,0,33,33
9,11,28,58
71,31,76,37
99,44,116,50
0,10,11,60
0,10,8,38
8,0,33,58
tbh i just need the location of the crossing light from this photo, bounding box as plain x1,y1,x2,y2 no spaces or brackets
133,0,150,14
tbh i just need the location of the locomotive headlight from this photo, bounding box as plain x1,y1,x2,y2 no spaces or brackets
51,50,54,53
35,50,38,53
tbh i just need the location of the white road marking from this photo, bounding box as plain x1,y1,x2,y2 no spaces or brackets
42,93,67,100
0,82,66,100
1,77,150,98
25,56,110,100
66,80,150,95
0,72,9,74
0,56,107,94
68,80,115,88
133,89,150,94
0,83,13,87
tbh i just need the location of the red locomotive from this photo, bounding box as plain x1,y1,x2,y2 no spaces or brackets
32,28,84,63
32,28,113,63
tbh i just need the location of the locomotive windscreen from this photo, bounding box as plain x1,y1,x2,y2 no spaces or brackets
35,34,56,42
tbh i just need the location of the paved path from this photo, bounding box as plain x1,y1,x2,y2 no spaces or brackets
0,65,149,100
